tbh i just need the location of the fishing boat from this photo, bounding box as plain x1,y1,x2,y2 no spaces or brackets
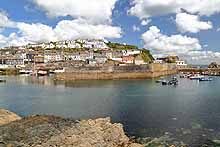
19,69,33,75
37,70,48,76
179,74,187,78
156,77,165,83
0,79,6,83
189,74,204,80
161,80,169,85
168,77,178,85
54,68,65,73
161,77,178,86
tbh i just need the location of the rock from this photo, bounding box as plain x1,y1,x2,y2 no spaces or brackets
0,109,21,126
191,122,202,129
212,139,220,144
129,143,143,147
0,113,142,147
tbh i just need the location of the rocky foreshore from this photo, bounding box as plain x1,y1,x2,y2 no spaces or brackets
0,109,21,126
1,109,220,147
0,109,142,147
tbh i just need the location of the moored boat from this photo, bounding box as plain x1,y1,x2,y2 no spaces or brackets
19,69,33,75
0,79,6,83
161,77,178,86
37,70,48,76
156,77,165,83
190,74,204,80
199,77,213,82
162,80,169,85
54,68,65,73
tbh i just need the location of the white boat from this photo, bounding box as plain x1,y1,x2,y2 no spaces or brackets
19,69,33,74
189,74,204,80
37,70,48,76
54,68,65,73
199,77,213,82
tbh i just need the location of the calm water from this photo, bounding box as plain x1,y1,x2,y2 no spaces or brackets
1,75,220,144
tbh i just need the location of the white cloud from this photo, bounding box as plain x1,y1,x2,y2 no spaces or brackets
132,25,140,32
142,26,202,55
0,2,122,48
0,33,28,47
176,13,212,33
141,19,151,26
129,0,220,19
185,50,220,64
0,18,122,47
141,26,220,64
33,0,118,24
54,19,122,40
16,22,57,43
217,27,220,32
0,11,15,28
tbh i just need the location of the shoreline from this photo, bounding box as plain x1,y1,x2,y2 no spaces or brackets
0,108,142,147
1,109,220,147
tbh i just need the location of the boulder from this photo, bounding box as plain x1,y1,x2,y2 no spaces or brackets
0,109,21,126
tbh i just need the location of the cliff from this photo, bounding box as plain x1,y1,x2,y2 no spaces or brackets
0,109,142,147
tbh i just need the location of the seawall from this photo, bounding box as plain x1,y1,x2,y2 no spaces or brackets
55,63,177,81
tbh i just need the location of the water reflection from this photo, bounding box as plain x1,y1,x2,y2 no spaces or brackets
0,76,220,145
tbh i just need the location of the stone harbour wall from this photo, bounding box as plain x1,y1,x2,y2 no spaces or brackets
55,63,177,81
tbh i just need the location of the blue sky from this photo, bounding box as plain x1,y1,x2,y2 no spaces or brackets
0,0,220,64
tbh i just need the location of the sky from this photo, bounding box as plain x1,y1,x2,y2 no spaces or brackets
0,0,220,64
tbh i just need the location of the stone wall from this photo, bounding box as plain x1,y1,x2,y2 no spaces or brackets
55,63,177,81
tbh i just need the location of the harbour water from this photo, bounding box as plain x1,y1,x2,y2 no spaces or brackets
0,75,220,145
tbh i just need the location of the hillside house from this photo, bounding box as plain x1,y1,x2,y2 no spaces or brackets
94,55,108,64
64,53,81,61
0,55,24,67
122,55,135,64
176,60,187,69
134,55,145,65
122,50,141,56
44,52,64,63
34,55,44,64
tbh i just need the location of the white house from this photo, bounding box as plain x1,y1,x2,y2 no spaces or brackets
176,60,187,69
154,60,163,64
94,55,108,64
55,41,68,48
44,52,63,63
134,55,146,65
82,39,109,49
64,53,81,61
122,50,141,56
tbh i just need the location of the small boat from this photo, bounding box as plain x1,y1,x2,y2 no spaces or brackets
162,80,169,85
168,77,178,85
190,74,204,80
156,78,165,83
37,70,48,76
199,77,213,82
54,68,65,73
179,74,187,78
161,77,178,86
19,69,33,74
0,79,6,83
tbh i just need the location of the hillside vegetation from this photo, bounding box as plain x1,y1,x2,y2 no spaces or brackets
106,42,138,50
140,49,154,63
